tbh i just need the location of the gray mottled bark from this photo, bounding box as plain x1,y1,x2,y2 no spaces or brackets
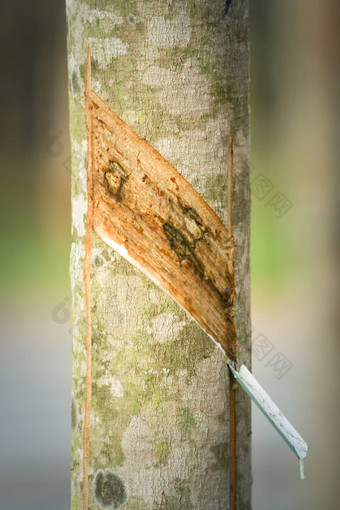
66,1,251,508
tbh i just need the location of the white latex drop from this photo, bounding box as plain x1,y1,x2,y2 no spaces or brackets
299,458,305,480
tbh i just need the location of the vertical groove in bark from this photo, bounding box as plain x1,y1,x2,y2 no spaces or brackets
66,1,251,508
227,121,237,510
82,46,94,510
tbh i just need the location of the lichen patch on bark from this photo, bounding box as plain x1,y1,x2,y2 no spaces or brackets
147,14,192,49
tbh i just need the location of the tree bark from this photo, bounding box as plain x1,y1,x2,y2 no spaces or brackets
66,1,251,509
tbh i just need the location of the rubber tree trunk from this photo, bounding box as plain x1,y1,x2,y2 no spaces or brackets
66,1,251,509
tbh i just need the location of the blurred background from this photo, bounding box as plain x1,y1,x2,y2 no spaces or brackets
0,1,338,509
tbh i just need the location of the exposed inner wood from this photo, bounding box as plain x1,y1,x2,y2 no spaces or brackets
86,88,237,361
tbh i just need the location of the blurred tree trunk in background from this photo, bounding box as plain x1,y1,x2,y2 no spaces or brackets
66,1,251,508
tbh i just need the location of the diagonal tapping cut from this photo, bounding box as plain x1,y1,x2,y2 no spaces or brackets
85,56,238,362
